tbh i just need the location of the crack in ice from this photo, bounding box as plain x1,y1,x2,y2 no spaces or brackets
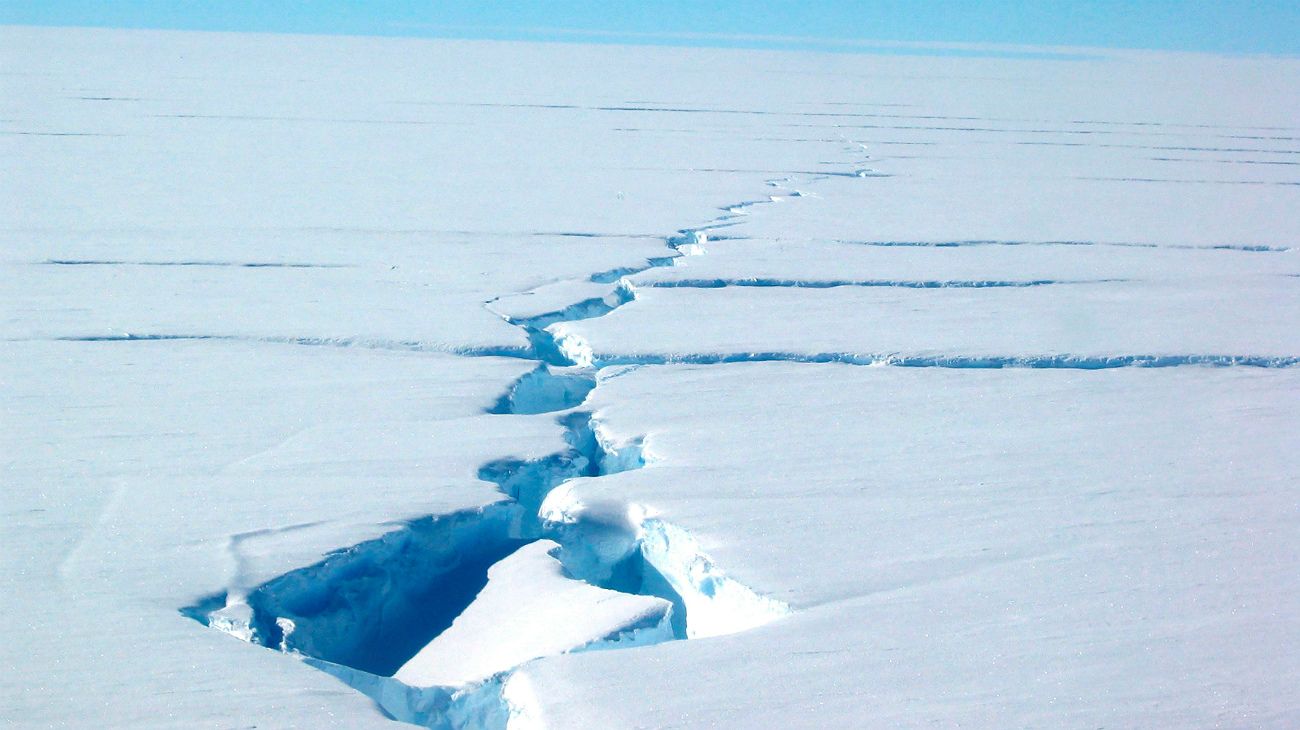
180,144,1298,725
181,175,804,730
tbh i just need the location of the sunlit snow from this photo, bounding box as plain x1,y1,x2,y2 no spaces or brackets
2,25,1298,730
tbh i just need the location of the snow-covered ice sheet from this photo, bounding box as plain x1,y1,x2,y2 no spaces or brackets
553,276,1300,365
520,363,1300,728
3,22,1298,730
731,152,1300,249
0,232,685,351
0,25,837,729
1,340,548,728
630,237,1297,287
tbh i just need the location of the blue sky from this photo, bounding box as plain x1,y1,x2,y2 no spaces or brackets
2,1,1298,55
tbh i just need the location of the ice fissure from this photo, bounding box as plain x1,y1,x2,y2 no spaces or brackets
181,137,1298,728
578,352,1300,370
182,185,801,729
640,277,1124,289
184,401,783,728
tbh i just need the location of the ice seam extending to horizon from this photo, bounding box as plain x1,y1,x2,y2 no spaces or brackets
181,181,808,730
180,135,1297,729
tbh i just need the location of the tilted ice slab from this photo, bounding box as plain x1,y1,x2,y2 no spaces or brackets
553,276,1300,364
395,540,672,688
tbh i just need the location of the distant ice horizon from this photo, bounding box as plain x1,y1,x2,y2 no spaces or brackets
3,1,1299,56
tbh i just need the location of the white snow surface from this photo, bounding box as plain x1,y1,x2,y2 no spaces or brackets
524,364,1299,728
2,24,1298,730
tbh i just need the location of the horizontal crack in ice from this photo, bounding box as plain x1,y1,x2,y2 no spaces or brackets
641,278,1122,289
588,352,1300,369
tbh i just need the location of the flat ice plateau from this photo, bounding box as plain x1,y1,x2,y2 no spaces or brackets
2,26,1298,729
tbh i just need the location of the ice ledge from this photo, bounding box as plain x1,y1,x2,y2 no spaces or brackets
639,518,790,639
307,659,542,730
540,490,791,641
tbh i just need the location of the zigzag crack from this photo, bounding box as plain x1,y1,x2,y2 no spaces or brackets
182,177,803,729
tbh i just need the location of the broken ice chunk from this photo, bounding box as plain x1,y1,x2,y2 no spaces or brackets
207,600,256,643
394,540,672,688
